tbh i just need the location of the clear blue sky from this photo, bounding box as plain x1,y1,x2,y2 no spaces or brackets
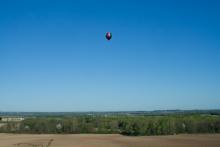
0,0,220,112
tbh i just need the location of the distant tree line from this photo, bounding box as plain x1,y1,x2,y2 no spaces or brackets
0,115,220,136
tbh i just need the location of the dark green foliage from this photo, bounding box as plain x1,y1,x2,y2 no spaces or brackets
1,115,220,136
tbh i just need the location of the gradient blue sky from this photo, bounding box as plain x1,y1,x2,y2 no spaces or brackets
0,0,220,112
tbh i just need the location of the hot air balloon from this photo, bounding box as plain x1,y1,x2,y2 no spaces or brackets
106,32,112,40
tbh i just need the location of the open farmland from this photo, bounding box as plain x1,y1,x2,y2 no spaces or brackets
0,134,220,147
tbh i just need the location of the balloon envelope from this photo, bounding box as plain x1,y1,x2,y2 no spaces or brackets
106,32,112,40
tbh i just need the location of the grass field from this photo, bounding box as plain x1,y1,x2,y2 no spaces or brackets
0,134,220,147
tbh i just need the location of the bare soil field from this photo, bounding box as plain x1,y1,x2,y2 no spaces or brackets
0,134,220,147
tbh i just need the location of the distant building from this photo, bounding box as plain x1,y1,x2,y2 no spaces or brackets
0,123,6,128
1,117,24,122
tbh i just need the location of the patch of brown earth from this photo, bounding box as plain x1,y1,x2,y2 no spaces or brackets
0,134,219,147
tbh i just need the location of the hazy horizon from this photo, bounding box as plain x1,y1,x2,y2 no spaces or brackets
1,0,220,112
1,109,220,113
